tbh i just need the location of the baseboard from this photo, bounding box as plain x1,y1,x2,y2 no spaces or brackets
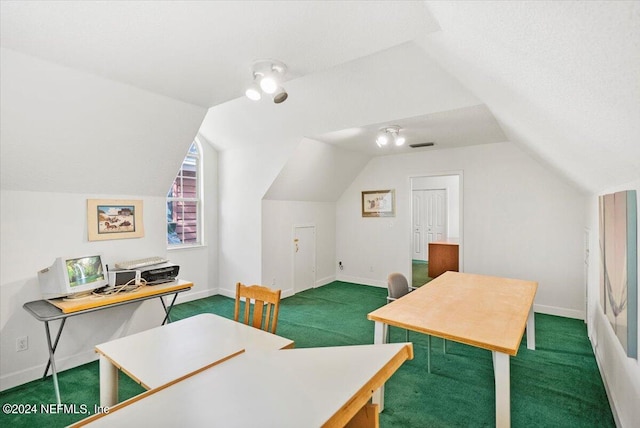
175,287,218,304
315,275,335,288
335,275,386,288
534,303,584,320
0,349,97,393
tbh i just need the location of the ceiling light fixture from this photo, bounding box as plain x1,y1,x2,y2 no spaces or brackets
376,126,405,148
246,59,288,104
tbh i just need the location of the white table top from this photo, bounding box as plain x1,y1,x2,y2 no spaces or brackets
79,342,413,428
95,313,294,389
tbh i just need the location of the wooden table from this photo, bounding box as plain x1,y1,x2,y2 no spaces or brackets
96,313,295,407
23,280,193,405
73,343,414,428
367,271,537,428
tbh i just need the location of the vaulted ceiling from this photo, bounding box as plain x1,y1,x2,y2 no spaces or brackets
1,1,638,195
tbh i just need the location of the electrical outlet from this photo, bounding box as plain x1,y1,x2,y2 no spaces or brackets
16,336,28,352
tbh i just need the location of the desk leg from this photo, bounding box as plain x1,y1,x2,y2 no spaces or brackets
42,318,66,379
44,321,61,405
371,321,388,412
159,293,178,325
526,307,536,350
492,351,510,428
99,355,119,407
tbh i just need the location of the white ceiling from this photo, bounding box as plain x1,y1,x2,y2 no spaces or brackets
1,1,638,194
0,0,437,107
313,104,507,156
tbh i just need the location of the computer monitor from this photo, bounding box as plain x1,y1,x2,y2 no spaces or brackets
38,255,108,299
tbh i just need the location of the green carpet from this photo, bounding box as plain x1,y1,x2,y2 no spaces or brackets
0,282,614,427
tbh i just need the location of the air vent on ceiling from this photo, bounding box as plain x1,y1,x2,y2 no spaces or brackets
409,142,435,148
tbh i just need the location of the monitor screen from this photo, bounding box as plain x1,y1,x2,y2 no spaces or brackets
65,255,105,288
38,254,108,299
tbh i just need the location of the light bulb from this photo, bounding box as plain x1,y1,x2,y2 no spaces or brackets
395,135,406,146
260,75,278,94
376,133,389,147
245,82,262,101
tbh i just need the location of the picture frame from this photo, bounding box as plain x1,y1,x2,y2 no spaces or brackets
87,199,144,241
599,190,638,359
362,189,395,217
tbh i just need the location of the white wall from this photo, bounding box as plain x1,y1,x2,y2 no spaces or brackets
260,200,336,298
586,179,640,428
0,53,216,391
0,187,217,391
336,142,587,319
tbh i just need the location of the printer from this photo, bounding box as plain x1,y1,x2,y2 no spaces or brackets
139,263,180,285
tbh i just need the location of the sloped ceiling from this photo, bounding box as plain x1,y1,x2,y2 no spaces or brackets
419,1,640,192
0,0,436,108
1,1,638,196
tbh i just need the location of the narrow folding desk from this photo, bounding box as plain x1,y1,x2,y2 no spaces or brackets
23,280,193,405
73,343,414,428
96,313,295,406
368,271,537,428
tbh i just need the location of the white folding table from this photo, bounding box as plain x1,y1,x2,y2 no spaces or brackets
95,313,294,407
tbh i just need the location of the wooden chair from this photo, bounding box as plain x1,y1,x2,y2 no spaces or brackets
234,282,282,334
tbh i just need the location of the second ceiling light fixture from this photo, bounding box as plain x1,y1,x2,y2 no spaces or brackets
245,59,288,104
376,126,406,148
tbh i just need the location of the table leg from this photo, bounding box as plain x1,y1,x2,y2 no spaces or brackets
371,321,388,412
42,318,66,379
99,354,119,407
427,335,432,374
492,351,510,428
159,293,178,325
44,321,61,405
526,307,536,350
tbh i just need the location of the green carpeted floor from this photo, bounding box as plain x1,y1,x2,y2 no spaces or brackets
1,282,614,427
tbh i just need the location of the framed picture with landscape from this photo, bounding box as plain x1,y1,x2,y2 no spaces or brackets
87,199,144,241
362,189,395,217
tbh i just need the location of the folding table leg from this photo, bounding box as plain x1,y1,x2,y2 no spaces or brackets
42,318,66,379
159,293,178,325
44,321,61,405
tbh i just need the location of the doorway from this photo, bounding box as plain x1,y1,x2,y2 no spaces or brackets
410,174,462,288
293,225,316,293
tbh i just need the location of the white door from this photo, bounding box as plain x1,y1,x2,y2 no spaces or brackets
412,189,447,261
412,191,426,261
294,225,316,293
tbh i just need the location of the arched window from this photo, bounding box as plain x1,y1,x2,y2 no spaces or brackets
167,140,202,246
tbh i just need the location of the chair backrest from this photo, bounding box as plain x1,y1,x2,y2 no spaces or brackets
234,282,282,334
387,273,411,301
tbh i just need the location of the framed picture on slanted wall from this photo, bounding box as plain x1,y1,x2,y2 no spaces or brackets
362,189,395,217
87,199,144,241
599,190,638,359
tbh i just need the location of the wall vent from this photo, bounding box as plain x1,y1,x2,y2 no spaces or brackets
409,142,435,148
